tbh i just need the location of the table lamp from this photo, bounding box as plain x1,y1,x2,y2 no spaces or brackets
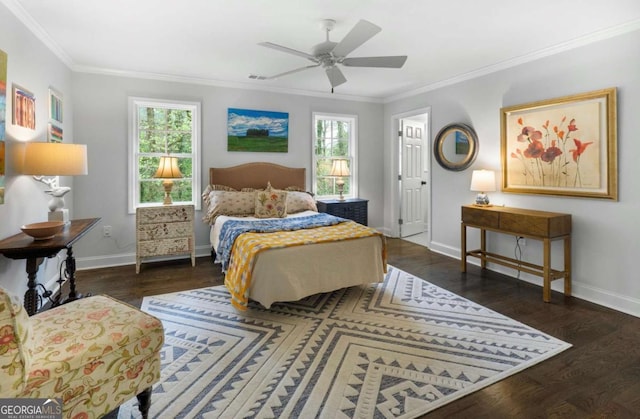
22,142,88,223
154,155,183,205
330,159,350,201
470,169,496,206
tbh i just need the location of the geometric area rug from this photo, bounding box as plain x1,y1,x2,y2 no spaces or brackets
118,265,571,418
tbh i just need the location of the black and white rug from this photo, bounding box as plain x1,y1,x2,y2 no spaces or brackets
119,265,570,418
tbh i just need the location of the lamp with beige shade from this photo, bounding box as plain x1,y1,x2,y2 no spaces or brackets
22,142,88,223
154,155,183,205
330,159,350,201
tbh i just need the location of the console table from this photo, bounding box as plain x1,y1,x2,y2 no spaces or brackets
461,205,571,302
0,218,100,315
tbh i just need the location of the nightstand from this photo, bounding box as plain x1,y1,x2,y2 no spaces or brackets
136,204,195,273
316,198,368,225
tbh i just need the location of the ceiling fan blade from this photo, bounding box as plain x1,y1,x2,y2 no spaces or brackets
325,66,347,88
342,56,408,68
332,19,381,58
258,42,318,62
250,63,321,80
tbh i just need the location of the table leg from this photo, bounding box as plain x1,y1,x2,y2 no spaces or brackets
64,246,81,302
543,238,551,302
480,228,487,269
564,235,572,296
24,257,43,316
461,223,467,272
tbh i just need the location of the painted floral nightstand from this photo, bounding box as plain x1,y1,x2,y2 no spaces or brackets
136,205,195,273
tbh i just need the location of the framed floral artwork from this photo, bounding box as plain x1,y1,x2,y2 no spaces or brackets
501,87,617,200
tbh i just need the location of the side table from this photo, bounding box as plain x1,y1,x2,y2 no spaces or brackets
136,205,195,273
0,218,101,315
316,198,368,225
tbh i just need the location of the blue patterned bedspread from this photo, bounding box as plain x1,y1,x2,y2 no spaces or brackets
216,213,348,271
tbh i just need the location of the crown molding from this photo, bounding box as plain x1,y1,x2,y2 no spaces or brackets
1,0,74,68
4,0,638,104
384,19,640,103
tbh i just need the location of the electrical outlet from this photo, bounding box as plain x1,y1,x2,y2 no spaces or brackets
518,236,526,246
103,225,112,237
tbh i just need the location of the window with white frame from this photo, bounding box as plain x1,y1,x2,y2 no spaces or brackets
312,113,357,199
128,97,201,213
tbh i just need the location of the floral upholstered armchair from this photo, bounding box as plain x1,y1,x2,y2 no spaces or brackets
0,286,164,419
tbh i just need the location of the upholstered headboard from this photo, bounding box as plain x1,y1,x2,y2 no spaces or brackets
209,162,306,190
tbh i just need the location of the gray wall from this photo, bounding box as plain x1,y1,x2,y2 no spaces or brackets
384,29,640,316
0,3,75,296
70,73,385,267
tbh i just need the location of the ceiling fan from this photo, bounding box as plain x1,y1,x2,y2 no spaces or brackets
249,19,407,92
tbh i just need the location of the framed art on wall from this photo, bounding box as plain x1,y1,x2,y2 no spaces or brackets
227,108,289,152
0,49,7,204
12,84,36,130
501,87,617,200
48,123,63,143
49,87,63,124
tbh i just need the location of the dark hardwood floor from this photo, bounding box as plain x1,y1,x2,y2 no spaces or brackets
76,239,640,418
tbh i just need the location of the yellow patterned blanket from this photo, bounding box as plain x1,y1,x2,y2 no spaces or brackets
224,221,387,310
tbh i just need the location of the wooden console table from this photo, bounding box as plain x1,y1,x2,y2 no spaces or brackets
0,218,100,315
461,205,571,302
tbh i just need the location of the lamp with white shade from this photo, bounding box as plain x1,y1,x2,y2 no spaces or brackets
330,159,350,201
470,169,496,206
22,142,88,223
153,155,183,205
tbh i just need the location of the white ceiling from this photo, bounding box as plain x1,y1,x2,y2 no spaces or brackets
5,0,640,101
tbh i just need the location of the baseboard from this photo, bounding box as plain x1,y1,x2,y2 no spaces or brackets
75,245,213,270
427,240,640,319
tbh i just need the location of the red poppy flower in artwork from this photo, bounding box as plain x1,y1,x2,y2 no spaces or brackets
517,126,543,143
541,144,563,163
569,138,593,162
567,119,578,132
523,140,545,159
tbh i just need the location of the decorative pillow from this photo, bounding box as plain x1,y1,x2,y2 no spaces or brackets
255,190,287,218
202,190,256,224
286,191,318,213
284,186,309,193
202,184,238,206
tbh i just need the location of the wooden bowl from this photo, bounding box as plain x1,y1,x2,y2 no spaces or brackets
21,221,65,240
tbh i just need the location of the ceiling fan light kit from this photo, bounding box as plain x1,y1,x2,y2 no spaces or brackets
250,19,407,92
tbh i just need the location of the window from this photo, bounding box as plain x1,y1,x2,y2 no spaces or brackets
312,113,357,199
128,98,201,212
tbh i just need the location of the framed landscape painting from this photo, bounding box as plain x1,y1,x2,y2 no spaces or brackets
227,108,289,152
501,88,617,200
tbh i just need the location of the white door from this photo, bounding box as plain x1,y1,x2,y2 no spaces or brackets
400,119,426,237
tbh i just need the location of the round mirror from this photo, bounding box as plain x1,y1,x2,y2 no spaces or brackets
433,123,479,171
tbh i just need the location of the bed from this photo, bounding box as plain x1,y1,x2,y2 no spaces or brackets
204,162,386,309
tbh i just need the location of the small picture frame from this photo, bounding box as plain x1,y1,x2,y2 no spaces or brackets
48,123,63,143
49,87,63,124
12,84,36,129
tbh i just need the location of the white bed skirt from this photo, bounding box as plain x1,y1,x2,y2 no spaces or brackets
248,235,385,308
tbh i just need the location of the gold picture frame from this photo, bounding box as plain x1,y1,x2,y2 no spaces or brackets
501,87,617,200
